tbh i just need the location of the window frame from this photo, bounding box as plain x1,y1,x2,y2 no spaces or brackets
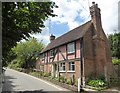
59,62,65,71
68,62,75,71
50,49,54,57
67,42,75,54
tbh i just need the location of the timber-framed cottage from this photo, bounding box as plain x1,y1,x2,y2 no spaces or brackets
36,2,113,85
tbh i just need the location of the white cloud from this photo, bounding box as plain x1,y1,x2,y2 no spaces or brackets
33,0,119,45
50,0,85,30
51,0,119,34
31,20,50,45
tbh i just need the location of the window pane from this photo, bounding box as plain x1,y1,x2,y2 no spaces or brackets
50,50,54,56
63,66,65,70
67,42,75,53
69,62,75,71
72,65,75,70
60,63,65,71
69,62,71,70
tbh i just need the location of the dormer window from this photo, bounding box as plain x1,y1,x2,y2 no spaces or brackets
67,42,75,54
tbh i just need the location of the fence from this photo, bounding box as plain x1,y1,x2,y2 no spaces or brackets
110,65,120,89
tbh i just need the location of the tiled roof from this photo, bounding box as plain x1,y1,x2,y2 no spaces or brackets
41,20,93,53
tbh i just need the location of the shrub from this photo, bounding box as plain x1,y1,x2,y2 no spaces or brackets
66,78,72,85
74,79,78,86
88,79,106,87
112,59,120,65
54,77,59,81
43,72,49,77
59,76,65,83
40,71,43,76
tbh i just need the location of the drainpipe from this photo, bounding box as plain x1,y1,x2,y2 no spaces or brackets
78,38,84,92
79,38,85,91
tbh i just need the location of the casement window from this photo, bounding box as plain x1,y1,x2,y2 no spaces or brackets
50,50,54,57
67,42,75,54
59,63,65,71
69,62,75,71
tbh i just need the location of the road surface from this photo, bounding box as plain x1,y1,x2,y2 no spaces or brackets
2,68,69,92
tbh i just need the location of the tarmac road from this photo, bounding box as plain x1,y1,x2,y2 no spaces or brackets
2,68,69,92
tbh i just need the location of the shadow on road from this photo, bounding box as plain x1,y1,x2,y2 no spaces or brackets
2,75,18,91
2,89,48,93
2,90,78,93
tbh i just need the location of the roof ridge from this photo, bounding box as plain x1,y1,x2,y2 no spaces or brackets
52,20,92,42
41,20,92,53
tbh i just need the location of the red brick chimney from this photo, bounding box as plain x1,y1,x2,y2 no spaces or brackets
50,34,55,42
90,2,102,37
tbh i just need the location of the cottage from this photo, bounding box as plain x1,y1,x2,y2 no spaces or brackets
36,2,113,85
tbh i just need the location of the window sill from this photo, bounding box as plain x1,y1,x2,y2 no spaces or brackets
67,52,75,55
50,56,54,59
67,71,75,73
59,71,66,73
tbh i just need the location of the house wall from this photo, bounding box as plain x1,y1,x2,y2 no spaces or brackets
76,40,81,58
35,59,40,70
59,61,80,79
83,24,113,81
59,45,67,61
83,27,95,79
37,39,81,80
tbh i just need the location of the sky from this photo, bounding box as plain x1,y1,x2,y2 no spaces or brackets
32,0,119,45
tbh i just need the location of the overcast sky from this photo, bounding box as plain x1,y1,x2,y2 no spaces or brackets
32,0,119,45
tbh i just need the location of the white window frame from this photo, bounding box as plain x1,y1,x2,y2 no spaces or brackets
67,42,75,54
69,62,75,71
59,63,65,71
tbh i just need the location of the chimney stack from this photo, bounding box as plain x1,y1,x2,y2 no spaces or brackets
50,34,55,42
90,2,102,36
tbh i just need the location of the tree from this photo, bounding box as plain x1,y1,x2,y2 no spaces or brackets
2,2,57,63
11,38,44,69
108,32,120,59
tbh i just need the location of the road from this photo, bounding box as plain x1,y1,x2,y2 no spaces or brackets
2,68,69,92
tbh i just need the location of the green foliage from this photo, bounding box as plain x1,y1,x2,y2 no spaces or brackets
40,71,43,76
2,2,58,65
74,79,78,86
66,78,72,85
59,76,65,83
54,77,59,81
88,79,106,87
29,72,39,77
112,59,120,65
43,72,49,77
11,38,44,69
108,32,120,59
8,59,21,69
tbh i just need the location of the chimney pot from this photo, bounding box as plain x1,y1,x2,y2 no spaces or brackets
96,4,98,7
90,2,102,36
50,34,55,42
92,2,95,5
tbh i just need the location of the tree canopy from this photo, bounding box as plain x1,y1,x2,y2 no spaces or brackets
108,32,120,59
2,2,57,62
10,38,44,69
